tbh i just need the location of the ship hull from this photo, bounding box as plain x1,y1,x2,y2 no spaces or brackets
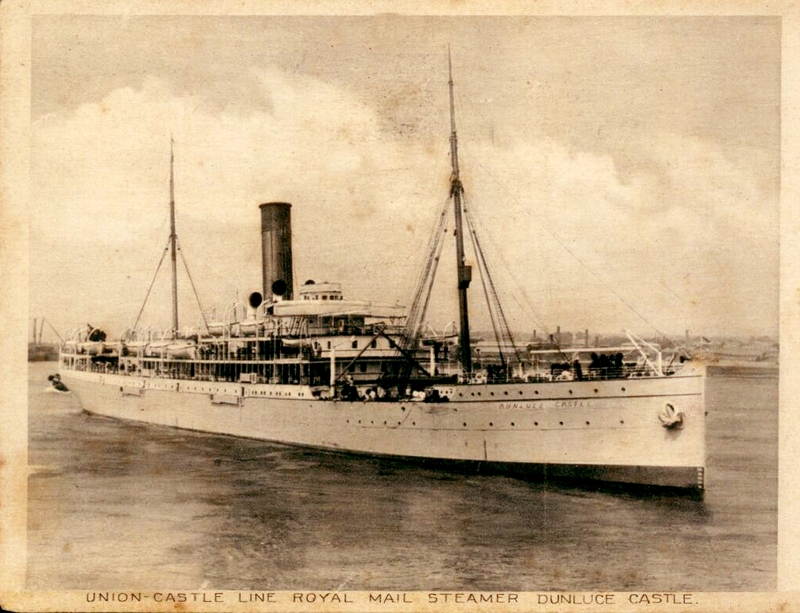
61,367,706,492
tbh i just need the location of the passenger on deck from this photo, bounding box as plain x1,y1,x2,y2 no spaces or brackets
424,388,441,402
341,376,359,401
598,354,611,379
613,353,624,378
551,362,570,378
87,324,106,342
589,353,599,378
573,359,583,380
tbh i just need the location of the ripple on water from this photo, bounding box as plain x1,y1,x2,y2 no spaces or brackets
26,362,777,591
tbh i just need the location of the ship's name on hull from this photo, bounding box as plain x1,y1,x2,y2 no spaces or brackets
499,400,590,410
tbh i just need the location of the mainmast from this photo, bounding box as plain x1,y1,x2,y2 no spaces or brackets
169,137,179,336
448,51,472,374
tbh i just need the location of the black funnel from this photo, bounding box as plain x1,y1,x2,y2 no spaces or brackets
259,202,294,301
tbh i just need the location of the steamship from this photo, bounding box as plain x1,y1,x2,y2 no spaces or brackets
59,61,706,492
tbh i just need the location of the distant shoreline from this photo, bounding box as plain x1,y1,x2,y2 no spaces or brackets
707,363,779,378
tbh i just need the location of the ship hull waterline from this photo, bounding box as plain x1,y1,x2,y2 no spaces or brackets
61,368,706,493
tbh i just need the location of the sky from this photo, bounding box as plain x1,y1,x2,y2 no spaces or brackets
29,15,780,341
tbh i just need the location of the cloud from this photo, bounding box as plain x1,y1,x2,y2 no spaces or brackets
30,66,778,339
451,131,778,336
30,68,446,334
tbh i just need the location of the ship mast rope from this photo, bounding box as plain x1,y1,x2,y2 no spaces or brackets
30,316,65,344
462,195,524,368
454,91,687,356
178,241,210,334
402,192,451,349
132,139,210,338
131,236,210,336
132,239,170,332
403,186,526,371
334,324,432,385
403,53,528,372
465,149,683,354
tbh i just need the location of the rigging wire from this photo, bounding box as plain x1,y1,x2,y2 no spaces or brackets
178,240,210,334
413,203,451,341
455,89,681,346
132,239,170,331
400,142,454,341
465,204,507,369
463,195,524,366
40,316,65,343
402,193,451,347
461,194,549,334
461,144,672,341
447,89,550,336
406,85,537,364
458,193,551,341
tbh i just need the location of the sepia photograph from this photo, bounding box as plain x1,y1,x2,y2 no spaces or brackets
2,2,796,611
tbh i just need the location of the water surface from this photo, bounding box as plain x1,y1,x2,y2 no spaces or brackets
27,362,777,590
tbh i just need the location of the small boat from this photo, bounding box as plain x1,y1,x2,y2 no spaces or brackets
206,322,226,337
166,341,198,360
77,341,105,355
235,319,260,337
46,374,70,393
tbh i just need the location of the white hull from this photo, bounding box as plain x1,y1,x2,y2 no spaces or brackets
61,366,706,491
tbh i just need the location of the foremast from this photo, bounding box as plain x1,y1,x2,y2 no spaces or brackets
448,51,472,375
169,137,179,336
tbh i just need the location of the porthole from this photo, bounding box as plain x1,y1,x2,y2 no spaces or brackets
534,421,539,426
401,406,406,411
511,422,515,426
594,388,599,393
358,420,361,424
519,390,523,395
383,421,387,425
585,421,590,425
397,421,401,425
535,390,539,395
463,422,467,427
504,391,509,396
490,392,494,396
412,421,416,426
559,421,564,426
370,420,374,424
621,387,626,392
569,390,573,395
620,420,625,424
489,422,494,426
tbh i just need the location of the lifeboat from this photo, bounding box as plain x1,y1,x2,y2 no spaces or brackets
236,319,260,337
166,341,197,360
206,321,226,337
78,341,105,355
